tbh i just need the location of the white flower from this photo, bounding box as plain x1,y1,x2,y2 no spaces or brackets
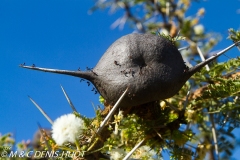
132,145,157,159
194,24,204,35
159,28,169,35
110,149,126,160
52,114,85,145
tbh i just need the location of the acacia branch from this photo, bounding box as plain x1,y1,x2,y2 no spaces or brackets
188,71,240,100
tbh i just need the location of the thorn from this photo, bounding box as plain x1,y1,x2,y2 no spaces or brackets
28,96,53,125
60,85,78,113
80,79,85,82
94,90,98,94
78,67,81,71
32,64,35,67
123,139,145,160
91,87,95,91
178,46,190,51
97,88,128,134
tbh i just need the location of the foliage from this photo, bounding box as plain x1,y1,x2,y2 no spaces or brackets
89,0,240,159
0,133,15,156
0,133,34,160
91,0,220,54
228,28,240,44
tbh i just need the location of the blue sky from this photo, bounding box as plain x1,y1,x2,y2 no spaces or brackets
0,0,240,158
